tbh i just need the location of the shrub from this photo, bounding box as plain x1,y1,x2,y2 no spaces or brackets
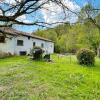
44,54,51,61
77,49,95,66
31,46,44,60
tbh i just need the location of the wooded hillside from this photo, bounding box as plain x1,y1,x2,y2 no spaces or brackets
33,13,100,54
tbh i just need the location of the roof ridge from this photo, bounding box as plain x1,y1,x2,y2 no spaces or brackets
0,27,53,42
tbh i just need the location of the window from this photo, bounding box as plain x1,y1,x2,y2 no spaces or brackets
20,51,27,55
17,40,23,46
41,43,44,48
33,42,36,46
0,35,5,43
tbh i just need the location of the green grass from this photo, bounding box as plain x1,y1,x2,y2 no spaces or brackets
0,55,100,100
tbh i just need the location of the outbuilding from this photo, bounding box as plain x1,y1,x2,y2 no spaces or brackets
0,27,54,55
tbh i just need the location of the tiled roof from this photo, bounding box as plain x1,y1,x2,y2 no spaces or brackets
0,27,53,42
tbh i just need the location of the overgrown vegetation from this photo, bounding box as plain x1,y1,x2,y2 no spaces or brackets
34,19,100,54
33,5,100,55
0,55,100,100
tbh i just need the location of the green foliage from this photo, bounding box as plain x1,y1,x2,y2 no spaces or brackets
31,46,44,60
44,54,51,61
95,13,100,26
33,11,100,54
34,23,78,53
77,49,95,65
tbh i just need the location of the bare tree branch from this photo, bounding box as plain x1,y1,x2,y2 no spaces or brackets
0,0,100,34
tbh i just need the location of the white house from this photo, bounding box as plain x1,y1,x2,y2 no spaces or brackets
0,27,54,55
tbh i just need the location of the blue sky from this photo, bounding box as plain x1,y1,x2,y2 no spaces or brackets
14,0,100,33
74,0,100,7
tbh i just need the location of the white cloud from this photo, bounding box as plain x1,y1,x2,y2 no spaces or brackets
6,11,30,23
17,15,31,23
4,0,21,5
1,0,80,25
41,0,80,24
0,10,3,15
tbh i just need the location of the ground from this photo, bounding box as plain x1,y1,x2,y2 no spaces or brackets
0,55,100,100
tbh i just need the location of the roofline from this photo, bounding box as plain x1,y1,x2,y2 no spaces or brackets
0,28,53,42
19,34,53,42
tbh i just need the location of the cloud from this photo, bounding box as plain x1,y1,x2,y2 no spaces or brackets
41,0,80,24
6,12,30,23
1,0,80,26
0,10,3,15
4,0,16,5
4,0,21,5
17,15,31,23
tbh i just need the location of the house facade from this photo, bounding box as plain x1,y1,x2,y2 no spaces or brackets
0,27,54,55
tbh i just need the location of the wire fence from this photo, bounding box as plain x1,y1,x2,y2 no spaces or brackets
52,53,77,64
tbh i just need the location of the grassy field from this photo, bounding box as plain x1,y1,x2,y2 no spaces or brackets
0,55,100,100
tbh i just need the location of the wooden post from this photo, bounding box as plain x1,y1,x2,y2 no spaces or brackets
70,53,71,64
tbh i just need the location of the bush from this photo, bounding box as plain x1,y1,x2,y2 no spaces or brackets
77,49,95,66
31,46,44,60
44,54,51,61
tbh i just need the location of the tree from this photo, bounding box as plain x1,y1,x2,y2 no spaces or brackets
78,4,100,57
34,23,78,53
0,0,76,33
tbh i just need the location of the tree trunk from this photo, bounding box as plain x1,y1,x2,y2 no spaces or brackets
97,29,100,58
97,45,100,58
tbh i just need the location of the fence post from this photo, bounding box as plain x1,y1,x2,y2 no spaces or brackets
69,53,71,64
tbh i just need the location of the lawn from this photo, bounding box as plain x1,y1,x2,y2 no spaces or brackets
0,55,100,100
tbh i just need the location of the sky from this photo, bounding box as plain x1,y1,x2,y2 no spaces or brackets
1,0,100,33
16,0,81,33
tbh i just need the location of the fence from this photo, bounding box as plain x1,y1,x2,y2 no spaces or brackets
52,53,77,64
